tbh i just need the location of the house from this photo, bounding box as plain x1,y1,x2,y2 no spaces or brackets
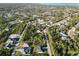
36,30,41,33
15,43,20,47
6,39,13,44
24,47,32,54
60,32,71,40
36,44,47,53
61,35,71,40
9,34,20,42
16,47,33,54
5,27,9,31
33,15,39,18
41,24,47,29
61,36,67,40
60,32,67,37
37,19,45,25
5,34,20,49
40,44,47,52
5,43,14,49
23,43,29,47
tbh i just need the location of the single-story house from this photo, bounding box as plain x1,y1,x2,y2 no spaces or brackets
24,47,32,54
40,45,47,52
5,43,14,49
9,34,20,41
60,32,67,37
16,47,33,54
36,44,47,53
15,43,20,47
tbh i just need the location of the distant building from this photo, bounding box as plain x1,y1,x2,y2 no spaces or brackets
60,32,71,40
36,30,41,33
60,32,67,37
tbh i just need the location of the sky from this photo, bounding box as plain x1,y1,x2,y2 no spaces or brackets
0,0,79,3
46,3,79,6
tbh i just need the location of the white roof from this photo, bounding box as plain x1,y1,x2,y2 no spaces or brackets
6,39,13,44
15,43,20,47
37,30,41,33
61,36,70,40
61,37,67,40
5,27,9,31
23,43,29,47
60,32,67,37
9,34,20,39
18,20,23,23
5,43,10,49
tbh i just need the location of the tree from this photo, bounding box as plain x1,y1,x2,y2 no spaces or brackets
15,51,23,56
0,48,13,56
